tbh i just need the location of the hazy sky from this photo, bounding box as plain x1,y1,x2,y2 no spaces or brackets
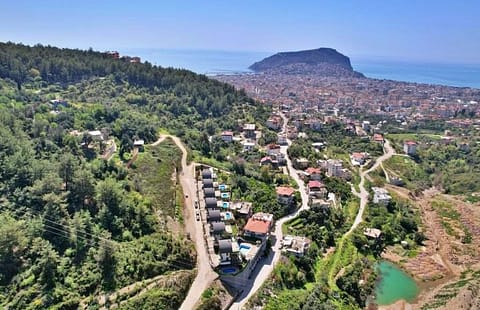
1,0,479,63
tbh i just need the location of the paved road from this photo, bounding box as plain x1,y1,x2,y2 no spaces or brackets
152,135,217,310
348,139,395,234
231,112,310,309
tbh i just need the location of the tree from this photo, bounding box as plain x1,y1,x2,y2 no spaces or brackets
58,153,77,191
0,215,27,284
69,168,95,210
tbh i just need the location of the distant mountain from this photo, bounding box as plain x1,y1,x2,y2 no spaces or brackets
249,48,364,78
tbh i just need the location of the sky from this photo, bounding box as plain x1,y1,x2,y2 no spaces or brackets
1,0,479,63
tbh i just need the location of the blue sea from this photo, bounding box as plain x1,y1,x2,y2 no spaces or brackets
119,48,480,89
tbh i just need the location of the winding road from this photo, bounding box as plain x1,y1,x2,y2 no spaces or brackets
349,139,395,234
159,129,395,309
230,112,310,309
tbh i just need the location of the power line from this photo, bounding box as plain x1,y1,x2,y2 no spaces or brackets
3,205,197,267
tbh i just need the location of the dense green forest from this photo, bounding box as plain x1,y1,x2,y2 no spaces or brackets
0,42,264,309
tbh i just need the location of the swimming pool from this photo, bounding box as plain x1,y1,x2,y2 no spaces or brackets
221,192,230,199
222,202,230,209
222,267,237,274
224,212,233,220
239,244,251,256
219,184,228,191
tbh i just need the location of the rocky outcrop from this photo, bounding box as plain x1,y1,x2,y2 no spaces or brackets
249,48,364,78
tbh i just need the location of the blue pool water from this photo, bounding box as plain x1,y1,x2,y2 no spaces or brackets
219,184,227,191
239,244,251,250
239,244,251,256
221,193,230,199
224,212,232,220
222,267,237,274
222,202,229,209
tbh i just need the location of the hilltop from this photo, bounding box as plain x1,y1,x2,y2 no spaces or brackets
0,42,268,309
249,48,364,78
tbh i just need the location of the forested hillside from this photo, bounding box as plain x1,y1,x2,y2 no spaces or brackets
0,42,264,309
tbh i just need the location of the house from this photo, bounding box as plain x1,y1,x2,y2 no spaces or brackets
403,141,417,155
311,142,325,150
205,197,218,209
295,158,310,169
277,133,288,145
243,123,256,138
266,144,281,156
133,139,145,152
242,141,255,152
88,130,104,141
50,99,69,109
307,180,326,198
364,228,382,239
129,56,141,63
327,159,343,177
351,152,368,166
282,235,311,257
266,115,282,130
305,167,322,181
203,178,214,188
204,187,216,198
106,51,120,59
218,239,233,262
211,221,226,235
221,131,234,143
276,186,296,205
373,133,384,143
202,168,212,180
243,212,274,239
231,201,253,218
260,156,273,166
362,121,371,131
305,118,322,131
208,209,221,222
372,187,392,205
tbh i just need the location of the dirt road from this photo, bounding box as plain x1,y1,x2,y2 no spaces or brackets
153,135,218,310
349,139,395,234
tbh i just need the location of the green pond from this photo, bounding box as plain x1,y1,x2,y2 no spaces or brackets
375,261,419,305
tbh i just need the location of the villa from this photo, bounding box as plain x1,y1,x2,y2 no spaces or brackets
307,180,326,198
403,140,417,155
208,209,221,222
218,239,233,263
221,131,234,142
276,186,296,205
372,187,392,205
364,228,382,239
282,235,311,257
305,167,322,181
243,212,274,239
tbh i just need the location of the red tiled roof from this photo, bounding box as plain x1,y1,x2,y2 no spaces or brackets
373,133,384,141
305,167,321,175
222,131,233,136
351,152,367,160
308,180,325,189
260,156,272,162
404,140,417,145
276,186,295,196
244,218,271,234
267,143,281,149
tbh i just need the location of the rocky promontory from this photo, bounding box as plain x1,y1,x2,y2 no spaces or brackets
249,48,364,78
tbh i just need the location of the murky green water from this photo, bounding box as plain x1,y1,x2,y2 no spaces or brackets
375,261,419,305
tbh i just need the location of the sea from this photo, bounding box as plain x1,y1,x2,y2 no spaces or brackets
119,48,480,89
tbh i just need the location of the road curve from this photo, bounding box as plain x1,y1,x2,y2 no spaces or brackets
230,112,310,309
153,135,218,310
348,139,395,234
